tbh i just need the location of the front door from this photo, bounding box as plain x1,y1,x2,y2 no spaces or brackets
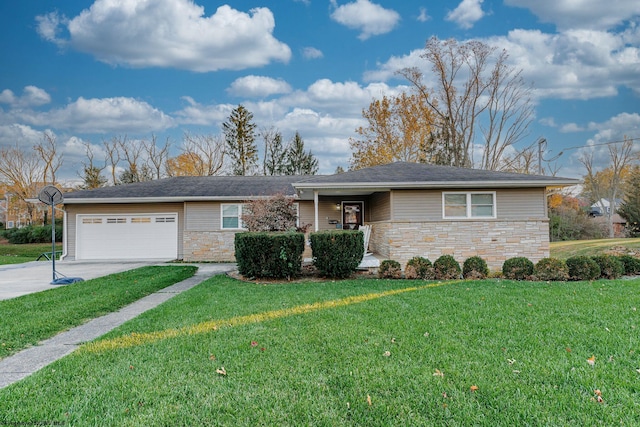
342,202,364,229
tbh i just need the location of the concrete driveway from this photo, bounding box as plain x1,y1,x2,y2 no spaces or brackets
0,260,180,300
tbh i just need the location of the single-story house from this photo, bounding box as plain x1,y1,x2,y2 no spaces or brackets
61,162,579,270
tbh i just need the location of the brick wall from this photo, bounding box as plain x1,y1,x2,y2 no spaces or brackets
368,219,549,271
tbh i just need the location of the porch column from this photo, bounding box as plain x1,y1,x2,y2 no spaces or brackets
314,190,319,232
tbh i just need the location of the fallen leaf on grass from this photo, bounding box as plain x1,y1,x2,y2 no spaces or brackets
507,358,516,365
216,367,227,376
250,341,258,347
209,354,216,361
587,355,596,366
594,389,602,396
433,369,444,377
391,337,397,344
367,394,372,406
470,385,479,392
383,351,391,357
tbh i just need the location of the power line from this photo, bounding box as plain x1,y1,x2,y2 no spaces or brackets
561,136,640,152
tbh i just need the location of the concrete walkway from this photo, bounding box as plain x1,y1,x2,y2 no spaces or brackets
0,263,235,389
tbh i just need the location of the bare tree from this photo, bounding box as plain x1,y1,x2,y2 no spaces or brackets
117,136,153,183
143,134,171,180
103,137,121,185
0,145,44,223
580,138,635,237
33,131,63,185
398,37,534,170
78,141,108,189
166,133,225,177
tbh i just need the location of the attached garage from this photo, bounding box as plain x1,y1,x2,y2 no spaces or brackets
76,213,178,260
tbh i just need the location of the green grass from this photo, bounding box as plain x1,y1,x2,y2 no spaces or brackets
0,242,63,265
1,275,639,426
0,265,197,359
550,237,640,260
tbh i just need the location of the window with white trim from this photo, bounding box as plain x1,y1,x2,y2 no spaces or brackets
221,204,244,229
443,192,496,219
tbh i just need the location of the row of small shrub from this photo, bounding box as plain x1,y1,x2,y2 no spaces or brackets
235,230,364,279
379,255,489,280
1,224,63,244
378,253,640,281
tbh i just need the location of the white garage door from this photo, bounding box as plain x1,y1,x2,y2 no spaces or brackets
76,213,178,260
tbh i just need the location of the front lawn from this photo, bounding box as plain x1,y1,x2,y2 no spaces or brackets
550,237,640,259
0,265,197,359
0,242,62,265
1,275,639,425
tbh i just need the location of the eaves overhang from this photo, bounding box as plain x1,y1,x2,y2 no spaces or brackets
63,194,299,204
292,179,580,191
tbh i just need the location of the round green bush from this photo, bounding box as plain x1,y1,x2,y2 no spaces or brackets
617,255,640,275
463,256,489,279
591,255,624,279
565,256,601,281
433,255,461,280
534,257,569,281
404,256,433,280
378,259,402,279
502,257,534,280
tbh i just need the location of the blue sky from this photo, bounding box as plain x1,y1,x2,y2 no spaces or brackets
1,0,639,181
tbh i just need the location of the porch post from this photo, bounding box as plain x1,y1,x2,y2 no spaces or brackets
314,190,319,232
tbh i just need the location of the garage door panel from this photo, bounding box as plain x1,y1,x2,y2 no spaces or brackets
77,214,178,260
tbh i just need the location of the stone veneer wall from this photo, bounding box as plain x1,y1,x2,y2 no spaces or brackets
183,230,313,262
368,220,549,271
183,231,237,262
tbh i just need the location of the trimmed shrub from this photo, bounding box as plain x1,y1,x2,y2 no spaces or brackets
502,257,534,280
534,257,569,281
234,232,305,279
591,255,624,280
2,224,63,244
433,255,461,280
463,256,489,280
310,230,364,279
378,260,402,279
617,255,640,275
404,256,434,280
566,256,601,281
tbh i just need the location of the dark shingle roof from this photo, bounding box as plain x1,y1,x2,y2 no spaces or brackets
294,162,578,186
64,175,304,200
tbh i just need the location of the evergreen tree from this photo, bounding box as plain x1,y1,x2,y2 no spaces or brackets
223,105,258,176
284,132,318,175
262,128,287,176
79,165,108,189
618,167,640,237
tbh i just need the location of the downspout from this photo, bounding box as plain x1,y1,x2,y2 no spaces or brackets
314,190,319,232
60,209,68,260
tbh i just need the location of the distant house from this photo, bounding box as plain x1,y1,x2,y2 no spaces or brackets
61,162,579,270
589,198,622,217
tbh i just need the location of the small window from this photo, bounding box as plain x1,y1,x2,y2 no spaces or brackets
221,204,244,229
106,217,126,224
82,217,103,224
155,217,176,223
443,192,496,219
131,217,151,223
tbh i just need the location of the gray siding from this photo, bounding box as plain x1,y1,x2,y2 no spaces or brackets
65,203,184,260
392,188,547,221
369,192,391,222
185,201,219,231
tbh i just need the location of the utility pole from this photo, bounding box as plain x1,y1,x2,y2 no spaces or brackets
538,138,546,175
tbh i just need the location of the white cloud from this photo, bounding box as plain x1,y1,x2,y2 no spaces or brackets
330,0,401,40
366,27,640,100
446,0,485,29
0,124,44,149
417,7,430,23
36,1,291,72
504,0,640,31
559,123,585,133
0,86,51,108
24,97,175,134
302,47,324,59
228,76,292,98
